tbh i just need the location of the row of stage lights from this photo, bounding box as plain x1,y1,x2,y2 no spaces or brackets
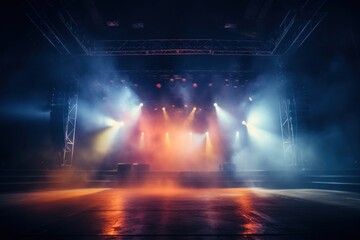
154,78,247,89
137,96,253,112
138,131,243,137
110,101,249,132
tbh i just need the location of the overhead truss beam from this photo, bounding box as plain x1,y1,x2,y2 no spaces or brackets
26,0,327,56
89,39,272,56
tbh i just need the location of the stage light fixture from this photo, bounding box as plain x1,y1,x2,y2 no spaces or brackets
214,103,218,107
242,120,247,126
162,107,165,111
249,96,253,101
112,120,124,128
140,103,144,107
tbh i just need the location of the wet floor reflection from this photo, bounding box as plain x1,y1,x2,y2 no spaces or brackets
100,197,126,236
96,188,268,236
235,190,264,235
2,187,360,238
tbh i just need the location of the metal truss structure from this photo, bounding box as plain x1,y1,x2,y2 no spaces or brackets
26,0,327,56
277,58,298,167
105,69,257,82
28,0,326,167
62,92,78,166
279,98,297,167
49,76,78,167
90,39,272,56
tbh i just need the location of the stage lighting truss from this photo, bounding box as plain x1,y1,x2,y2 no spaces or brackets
26,0,327,56
50,77,78,167
277,59,299,168
62,93,78,166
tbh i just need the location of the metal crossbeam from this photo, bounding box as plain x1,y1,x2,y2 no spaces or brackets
89,39,272,56
272,10,296,54
285,11,327,54
58,10,89,55
273,0,327,54
26,0,70,55
27,0,327,56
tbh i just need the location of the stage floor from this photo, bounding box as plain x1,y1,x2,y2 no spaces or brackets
1,187,360,239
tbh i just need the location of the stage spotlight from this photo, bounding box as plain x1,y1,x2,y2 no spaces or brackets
162,107,170,121
242,120,247,126
156,83,162,88
141,132,144,136
206,131,209,136
110,120,124,129
213,103,218,107
116,121,124,127
193,107,196,110
249,96,253,101
140,103,144,107
105,118,125,128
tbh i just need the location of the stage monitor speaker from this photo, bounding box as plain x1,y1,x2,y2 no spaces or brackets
117,163,132,175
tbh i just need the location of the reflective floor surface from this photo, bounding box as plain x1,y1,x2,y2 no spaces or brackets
1,187,360,239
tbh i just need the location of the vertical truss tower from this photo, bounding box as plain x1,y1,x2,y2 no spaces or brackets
50,74,78,167
277,58,298,167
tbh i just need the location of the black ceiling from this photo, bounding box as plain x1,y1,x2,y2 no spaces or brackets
65,0,293,40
